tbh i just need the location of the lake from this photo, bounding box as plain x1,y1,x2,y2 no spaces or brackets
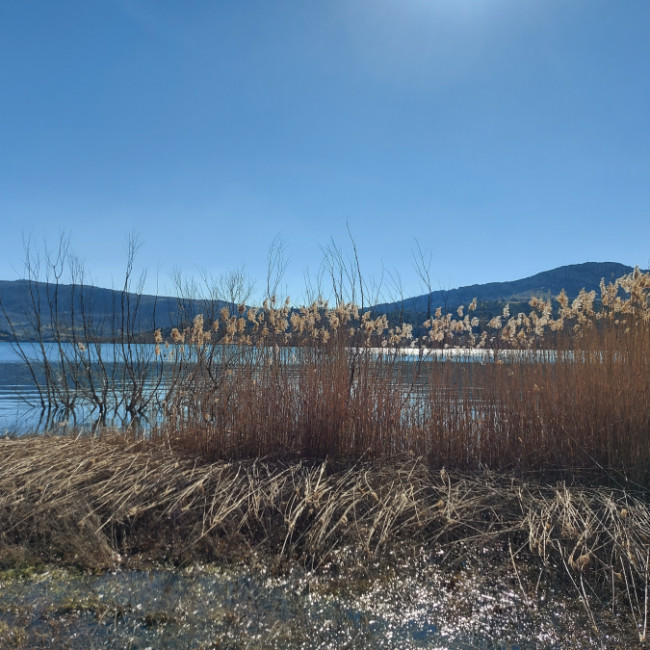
0,341,556,434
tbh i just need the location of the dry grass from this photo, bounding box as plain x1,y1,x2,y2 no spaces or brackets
4,216,649,645
144,268,650,486
1,434,649,641
6,248,650,483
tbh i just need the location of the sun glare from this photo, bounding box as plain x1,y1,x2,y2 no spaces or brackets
344,0,542,84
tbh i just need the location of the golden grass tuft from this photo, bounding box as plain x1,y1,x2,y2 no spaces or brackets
1,434,649,640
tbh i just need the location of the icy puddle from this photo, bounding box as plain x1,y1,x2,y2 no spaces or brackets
0,548,633,648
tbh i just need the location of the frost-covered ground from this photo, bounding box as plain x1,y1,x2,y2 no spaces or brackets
0,547,634,649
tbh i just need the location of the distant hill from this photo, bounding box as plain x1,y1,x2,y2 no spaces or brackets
0,280,231,341
0,262,645,340
372,262,643,319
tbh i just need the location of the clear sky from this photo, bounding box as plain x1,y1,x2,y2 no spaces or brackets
1,1,649,305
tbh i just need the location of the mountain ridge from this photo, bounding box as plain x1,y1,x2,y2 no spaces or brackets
372,262,644,316
0,262,646,339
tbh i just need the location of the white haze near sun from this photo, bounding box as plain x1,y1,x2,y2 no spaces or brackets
343,0,546,85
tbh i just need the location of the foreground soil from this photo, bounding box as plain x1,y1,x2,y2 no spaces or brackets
0,551,635,649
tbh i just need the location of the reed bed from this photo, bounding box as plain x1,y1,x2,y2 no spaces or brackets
145,267,650,485
5,263,650,482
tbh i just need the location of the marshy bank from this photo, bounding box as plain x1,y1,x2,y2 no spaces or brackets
1,251,649,645
1,434,648,647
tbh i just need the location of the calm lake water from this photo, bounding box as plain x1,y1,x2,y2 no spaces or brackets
0,344,42,432
0,341,554,434
0,341,169,432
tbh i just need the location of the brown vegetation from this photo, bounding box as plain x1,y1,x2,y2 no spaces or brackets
3,240,650,481
0,434,648,642
147,267,650,487
2,254,650,643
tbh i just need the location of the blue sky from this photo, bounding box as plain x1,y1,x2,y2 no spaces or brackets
1,0,649,305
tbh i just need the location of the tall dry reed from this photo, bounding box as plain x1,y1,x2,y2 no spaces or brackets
150,268,650,484
4,239,649,484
